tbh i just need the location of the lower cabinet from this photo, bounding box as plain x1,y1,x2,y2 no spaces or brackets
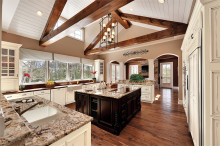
50,122,91,146
75,93,90,115
52,88,66,106
34,90,51,101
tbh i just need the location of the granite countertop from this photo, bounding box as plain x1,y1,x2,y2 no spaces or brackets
0,95,93,146
0,95,30,146
76,86,141,99
117,80,155,86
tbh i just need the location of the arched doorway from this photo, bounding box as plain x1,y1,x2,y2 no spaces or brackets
154,54,179,89
124,58,148,80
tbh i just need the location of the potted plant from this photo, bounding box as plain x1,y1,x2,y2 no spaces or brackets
19,73,31,90
91,71,97,83
129,74,144,83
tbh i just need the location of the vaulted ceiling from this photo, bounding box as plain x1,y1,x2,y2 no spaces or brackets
2,0,195,55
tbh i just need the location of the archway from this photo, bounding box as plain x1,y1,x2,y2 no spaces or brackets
124,58,148,80
154,54,179,89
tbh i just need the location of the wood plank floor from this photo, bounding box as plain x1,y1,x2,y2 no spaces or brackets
66,88,193,146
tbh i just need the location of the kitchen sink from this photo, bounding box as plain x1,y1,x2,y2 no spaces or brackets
22,106,66,127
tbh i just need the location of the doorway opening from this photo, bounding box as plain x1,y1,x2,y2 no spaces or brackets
110,61,120,83
154,54,179,89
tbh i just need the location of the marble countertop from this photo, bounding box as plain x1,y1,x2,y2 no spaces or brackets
76,86,141,99
0,95,93,146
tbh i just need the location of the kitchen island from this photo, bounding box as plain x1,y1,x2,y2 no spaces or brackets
75,86,141,135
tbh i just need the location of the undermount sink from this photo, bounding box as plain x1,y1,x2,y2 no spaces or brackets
22,106,66,127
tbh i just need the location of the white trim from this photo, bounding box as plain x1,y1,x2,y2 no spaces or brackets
173,86,179,90
178,100,183,105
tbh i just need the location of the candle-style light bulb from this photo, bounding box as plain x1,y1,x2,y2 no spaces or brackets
107,28,111,32
103,23,106,28
112,23,115,27
108,38,112,42
104,32,107,36
112,31,115,35
111,34,114,38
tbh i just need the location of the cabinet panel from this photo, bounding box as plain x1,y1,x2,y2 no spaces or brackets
52,88,66,105
99,98,113,127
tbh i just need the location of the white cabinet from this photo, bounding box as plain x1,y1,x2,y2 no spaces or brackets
52,88,66,106
1,41,22,92
50,122,91,146
94,59,104,82
118,84,155,103
34,90,51,101
4,92,34,101
66,85,82,104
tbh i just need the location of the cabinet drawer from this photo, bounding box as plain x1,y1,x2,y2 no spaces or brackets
18,92,34,98
34,90,50,95
141,87,150,92
4,94,19,100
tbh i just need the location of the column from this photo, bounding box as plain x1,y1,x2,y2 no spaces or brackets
119,62,125,80
148,59,154,80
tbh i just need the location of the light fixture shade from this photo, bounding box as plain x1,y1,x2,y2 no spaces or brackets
112,23,115,27
103,23,106,27
112,31,115,35
107,28,111,32
158,0,165,3
104,32,107,36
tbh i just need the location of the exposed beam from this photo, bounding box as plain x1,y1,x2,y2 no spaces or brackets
40,0,134,46
120,13,186,28
84,19,117,55
85,24,187,55
40,0,67,41
111,10,131,29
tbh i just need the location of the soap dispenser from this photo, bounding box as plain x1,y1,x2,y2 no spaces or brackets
0,108,5,137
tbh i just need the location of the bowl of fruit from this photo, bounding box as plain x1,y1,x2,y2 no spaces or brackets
45,81,55,88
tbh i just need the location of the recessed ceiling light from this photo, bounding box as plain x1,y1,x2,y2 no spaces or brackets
130,8,133,11
158,0,165,4
36,11,43,16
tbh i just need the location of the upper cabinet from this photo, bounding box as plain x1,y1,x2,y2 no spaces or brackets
94,59,104,82
1,41,22,92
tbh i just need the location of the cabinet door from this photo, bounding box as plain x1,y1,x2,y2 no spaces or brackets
52,88,66,105
75,93,89,115
99,97,113,127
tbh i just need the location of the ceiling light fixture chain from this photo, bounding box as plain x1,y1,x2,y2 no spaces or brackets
99,14,118,49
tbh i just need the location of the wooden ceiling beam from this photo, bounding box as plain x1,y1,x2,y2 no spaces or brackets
40,0,134,46
111,10,131,29
40,0,67,41
120,13,186,28
85,24,187,55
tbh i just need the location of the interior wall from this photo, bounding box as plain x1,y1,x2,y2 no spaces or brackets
158,57,179,87
99,39,183,100
2,31,99,60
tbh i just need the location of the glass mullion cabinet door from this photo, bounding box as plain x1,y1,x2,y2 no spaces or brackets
1,48,17,78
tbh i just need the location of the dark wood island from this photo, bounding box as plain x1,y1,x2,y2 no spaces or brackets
75,86,141,135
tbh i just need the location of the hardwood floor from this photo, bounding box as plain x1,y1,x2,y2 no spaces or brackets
66,88,193,146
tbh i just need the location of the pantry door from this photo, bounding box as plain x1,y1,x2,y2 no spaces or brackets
160,62,173,88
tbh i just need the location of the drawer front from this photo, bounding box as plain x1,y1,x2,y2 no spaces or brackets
34,90,50,95
4,94,19,100
19,92,34,98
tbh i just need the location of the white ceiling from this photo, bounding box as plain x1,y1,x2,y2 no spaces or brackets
3,0,55,40
2,0,194,41
120,0,194,24
61,0,94,20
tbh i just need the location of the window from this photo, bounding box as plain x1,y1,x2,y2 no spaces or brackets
83,64,93,79
111,64,120,83
69,63,82,80
129,65,138,77
21,61,46,84
54,18,83,41
49,61,67,81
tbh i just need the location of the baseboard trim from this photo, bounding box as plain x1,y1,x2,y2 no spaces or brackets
178,100,183,105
